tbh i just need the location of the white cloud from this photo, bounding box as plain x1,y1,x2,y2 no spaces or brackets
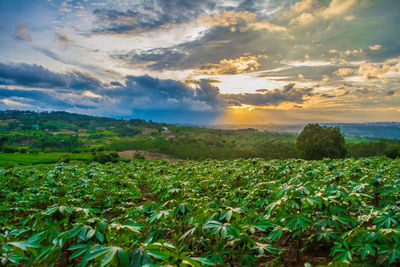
369,44,382,51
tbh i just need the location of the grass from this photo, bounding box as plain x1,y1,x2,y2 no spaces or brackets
0,152,93,168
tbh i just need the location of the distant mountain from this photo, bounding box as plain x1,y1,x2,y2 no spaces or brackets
212,122,400,139
322,123,400,139
2,110,400,139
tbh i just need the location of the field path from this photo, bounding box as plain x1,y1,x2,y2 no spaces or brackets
118,150,179,162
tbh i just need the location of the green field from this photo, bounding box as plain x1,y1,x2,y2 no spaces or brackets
0,152,94,168
1,157,399,266
2,110,399,161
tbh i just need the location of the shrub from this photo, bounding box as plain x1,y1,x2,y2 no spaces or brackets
133,152,145,159
2,147,18,153
93,152,119,163
385,144,400,159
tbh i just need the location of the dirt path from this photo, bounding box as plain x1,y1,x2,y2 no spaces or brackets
118,150,180,162
137,182,155,203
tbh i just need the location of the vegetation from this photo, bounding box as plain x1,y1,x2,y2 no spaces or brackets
0,153,94,168
1,110,399,163
1,157,399,266
297,124,346,160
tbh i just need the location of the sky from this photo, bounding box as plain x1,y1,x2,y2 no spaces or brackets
0,0,399,125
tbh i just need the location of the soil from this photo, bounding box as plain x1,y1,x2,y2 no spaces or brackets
118,150,180,162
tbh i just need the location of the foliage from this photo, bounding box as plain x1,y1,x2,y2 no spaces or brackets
133,152,145,160
297,124,346,160
93,152,119,164
1,110,400,162
1,157,400,266
0,136,7,147
385,144,400,159
0,152,93,168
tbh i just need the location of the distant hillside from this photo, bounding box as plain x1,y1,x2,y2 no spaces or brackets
1,110,399,165
0,110,298,161
0,110,164,132
323,122,400,139
212,122,400,139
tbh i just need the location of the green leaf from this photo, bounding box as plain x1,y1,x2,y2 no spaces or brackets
191,257,215,266
8,241,40,251
117,248,129,266
86,229,96,240
68,244,90,251
70,247,90,260
147,250,169,259
67,226,84,239
100,249,116,267
98,221,107,231
220,226,228,238
85,246,111,261
96,231,105,243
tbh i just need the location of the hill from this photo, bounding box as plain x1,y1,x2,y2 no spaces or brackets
0,110,399,167
0,110,297,165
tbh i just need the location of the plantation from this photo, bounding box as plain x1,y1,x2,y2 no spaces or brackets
1,157,400,266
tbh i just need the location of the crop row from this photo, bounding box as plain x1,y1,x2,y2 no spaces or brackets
1,157,399,266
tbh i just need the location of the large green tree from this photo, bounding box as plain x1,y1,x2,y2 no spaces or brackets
297,124,346,160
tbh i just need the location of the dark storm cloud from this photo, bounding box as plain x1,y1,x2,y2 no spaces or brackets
222,83,313,106
96,76,313,113
92,0,216,34
386,90,397,96
0,88,81,109
99,75,221,111
113,48,188,71
114,26,286,71
110,81,122,86
0,63,102,90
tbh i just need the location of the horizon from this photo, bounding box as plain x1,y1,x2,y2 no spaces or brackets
1,0,399,124
2,109,400,128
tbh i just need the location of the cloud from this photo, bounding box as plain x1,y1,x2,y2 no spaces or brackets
248,21,287,32
291,0,315,13
92,0,216,34
359,63,398,83
83,91,102,99
198,10,286,32
321,0,356,18
54,33,69,43
113,24,290,72
15,24,32,41
113,48,187,71
222,83,313,107
369,44,382,51
0,72,314,118
333,68,356,76
389,90,400,97
198,10,256,28
288,0,356,27
199,55,267,74
0,63,102,90
0,88,78,109
100,75,221,112
290,12,315,25
322,75,331,82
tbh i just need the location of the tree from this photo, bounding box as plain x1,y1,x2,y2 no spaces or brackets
385,143,400,159
0,136,7,147
296,124,346,160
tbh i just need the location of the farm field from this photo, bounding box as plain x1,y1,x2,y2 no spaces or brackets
0,153,94,168
1,157,399,266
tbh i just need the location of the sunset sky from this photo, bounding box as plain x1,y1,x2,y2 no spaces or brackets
0,0,399,124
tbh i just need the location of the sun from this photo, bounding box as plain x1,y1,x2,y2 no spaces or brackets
230,104,254,111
